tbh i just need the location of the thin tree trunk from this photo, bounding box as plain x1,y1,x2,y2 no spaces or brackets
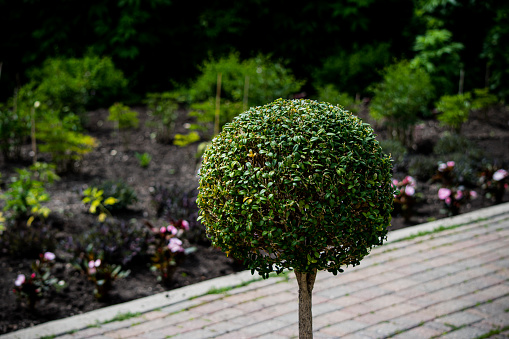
295,269,317,339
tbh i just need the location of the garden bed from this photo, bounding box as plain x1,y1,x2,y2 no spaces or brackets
0,103,508,334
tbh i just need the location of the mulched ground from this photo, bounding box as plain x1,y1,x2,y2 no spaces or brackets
0,102,508,334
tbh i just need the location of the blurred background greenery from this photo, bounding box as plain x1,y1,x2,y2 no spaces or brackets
1,0,508,104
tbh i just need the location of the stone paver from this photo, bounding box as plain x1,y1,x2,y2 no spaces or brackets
2,204,509,339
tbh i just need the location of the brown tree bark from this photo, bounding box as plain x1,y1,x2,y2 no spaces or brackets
295,269,317,339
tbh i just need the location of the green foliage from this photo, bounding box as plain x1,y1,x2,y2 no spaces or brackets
82,187,118,222
173,132,200,147
29,56,127,115
37,112,98,173
108,103,139,129
198,99,393,278
0,88,32,160
135,152,152,168
471,88,499,111
190,52,304,108
314,84,358,113
411,29,463,95
435,93,471,133
369,60,434,147
313,43,392,96
189,98,243,137
1,163,59,224
433,133,475,156
145,92,179,143
92,180,138,211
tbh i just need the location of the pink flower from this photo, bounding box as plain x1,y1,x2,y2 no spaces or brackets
167,225,178,235
470,191,478,198
447,161,455,168
88,259,101,268
168,238,184,253
493,169,508,181
445,197,452,205
392,179,399,186
404,176,416,187
404,186,415,196
159,226,166,233
438,188,451,200
31,273,36,279
455,190,463,200
438,163,447,172
44,252,56,261
181,220,190,231
15,274,25,286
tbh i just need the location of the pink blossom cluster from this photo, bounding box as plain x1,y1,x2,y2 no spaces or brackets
493,169,509,182
393,176,417,197
438,187,477,206
88,259,101,275
438,161,455,172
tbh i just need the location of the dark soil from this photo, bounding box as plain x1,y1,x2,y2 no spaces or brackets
1,103,508,334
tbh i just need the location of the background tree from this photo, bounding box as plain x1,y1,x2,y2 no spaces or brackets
198,99,393,338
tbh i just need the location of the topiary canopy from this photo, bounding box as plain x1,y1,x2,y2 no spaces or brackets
197,99,393,278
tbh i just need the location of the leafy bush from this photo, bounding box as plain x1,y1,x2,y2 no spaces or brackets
189,98,242,136
0,219,57,258
198,99,393,276
1,162,59,224
29,56,127,116
198,99,393,336
314,84,358,113
369,60,434,147
379,139,408,170
145,92,180,143
479,166,509,204
108,103,139,130
81,187,118,222
435,93,471,133
0,88,32,160
37,113,98,173
190,52,304,108
438,186,477,216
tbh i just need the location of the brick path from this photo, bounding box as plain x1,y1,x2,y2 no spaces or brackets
3,207,509,339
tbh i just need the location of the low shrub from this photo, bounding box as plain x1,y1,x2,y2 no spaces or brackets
479,166,509,204
173,132,200,147
135,152,152,168
108,103,139,130
392,176,421,222
438,186,477,216
0,218,57,258
81,187,118,222
435,93,472,133
145,92,179,143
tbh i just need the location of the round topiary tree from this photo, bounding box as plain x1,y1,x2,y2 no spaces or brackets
197,99,393,338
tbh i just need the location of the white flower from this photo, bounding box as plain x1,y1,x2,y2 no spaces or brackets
493,169,508,181
44,252,56,261
15,274,25,286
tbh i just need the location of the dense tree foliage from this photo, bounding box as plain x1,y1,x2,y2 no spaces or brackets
1,0,507,103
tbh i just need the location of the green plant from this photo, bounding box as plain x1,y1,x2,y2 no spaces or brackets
314,84,358,113
81,187,118,222
438,186,477,216
392,176,420,223
408,155,438,181
108,103,139,130
37,113,98,173
1,163,59,225
93,180,138,211
173,132,200,147
145,220,196,285
435,93,471,133
73,251,130,300
189,98,243,137
135,152,152,168
190,52,304,108
197,99,393,337
29,56,127,117
369,60,434,147
0,90,32,160
479,166,508,204
145,92,180,143
13,252,65,309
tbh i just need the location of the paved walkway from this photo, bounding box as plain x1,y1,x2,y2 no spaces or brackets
3,203,509,339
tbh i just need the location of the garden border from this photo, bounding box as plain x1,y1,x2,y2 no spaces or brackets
3,201,509,339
